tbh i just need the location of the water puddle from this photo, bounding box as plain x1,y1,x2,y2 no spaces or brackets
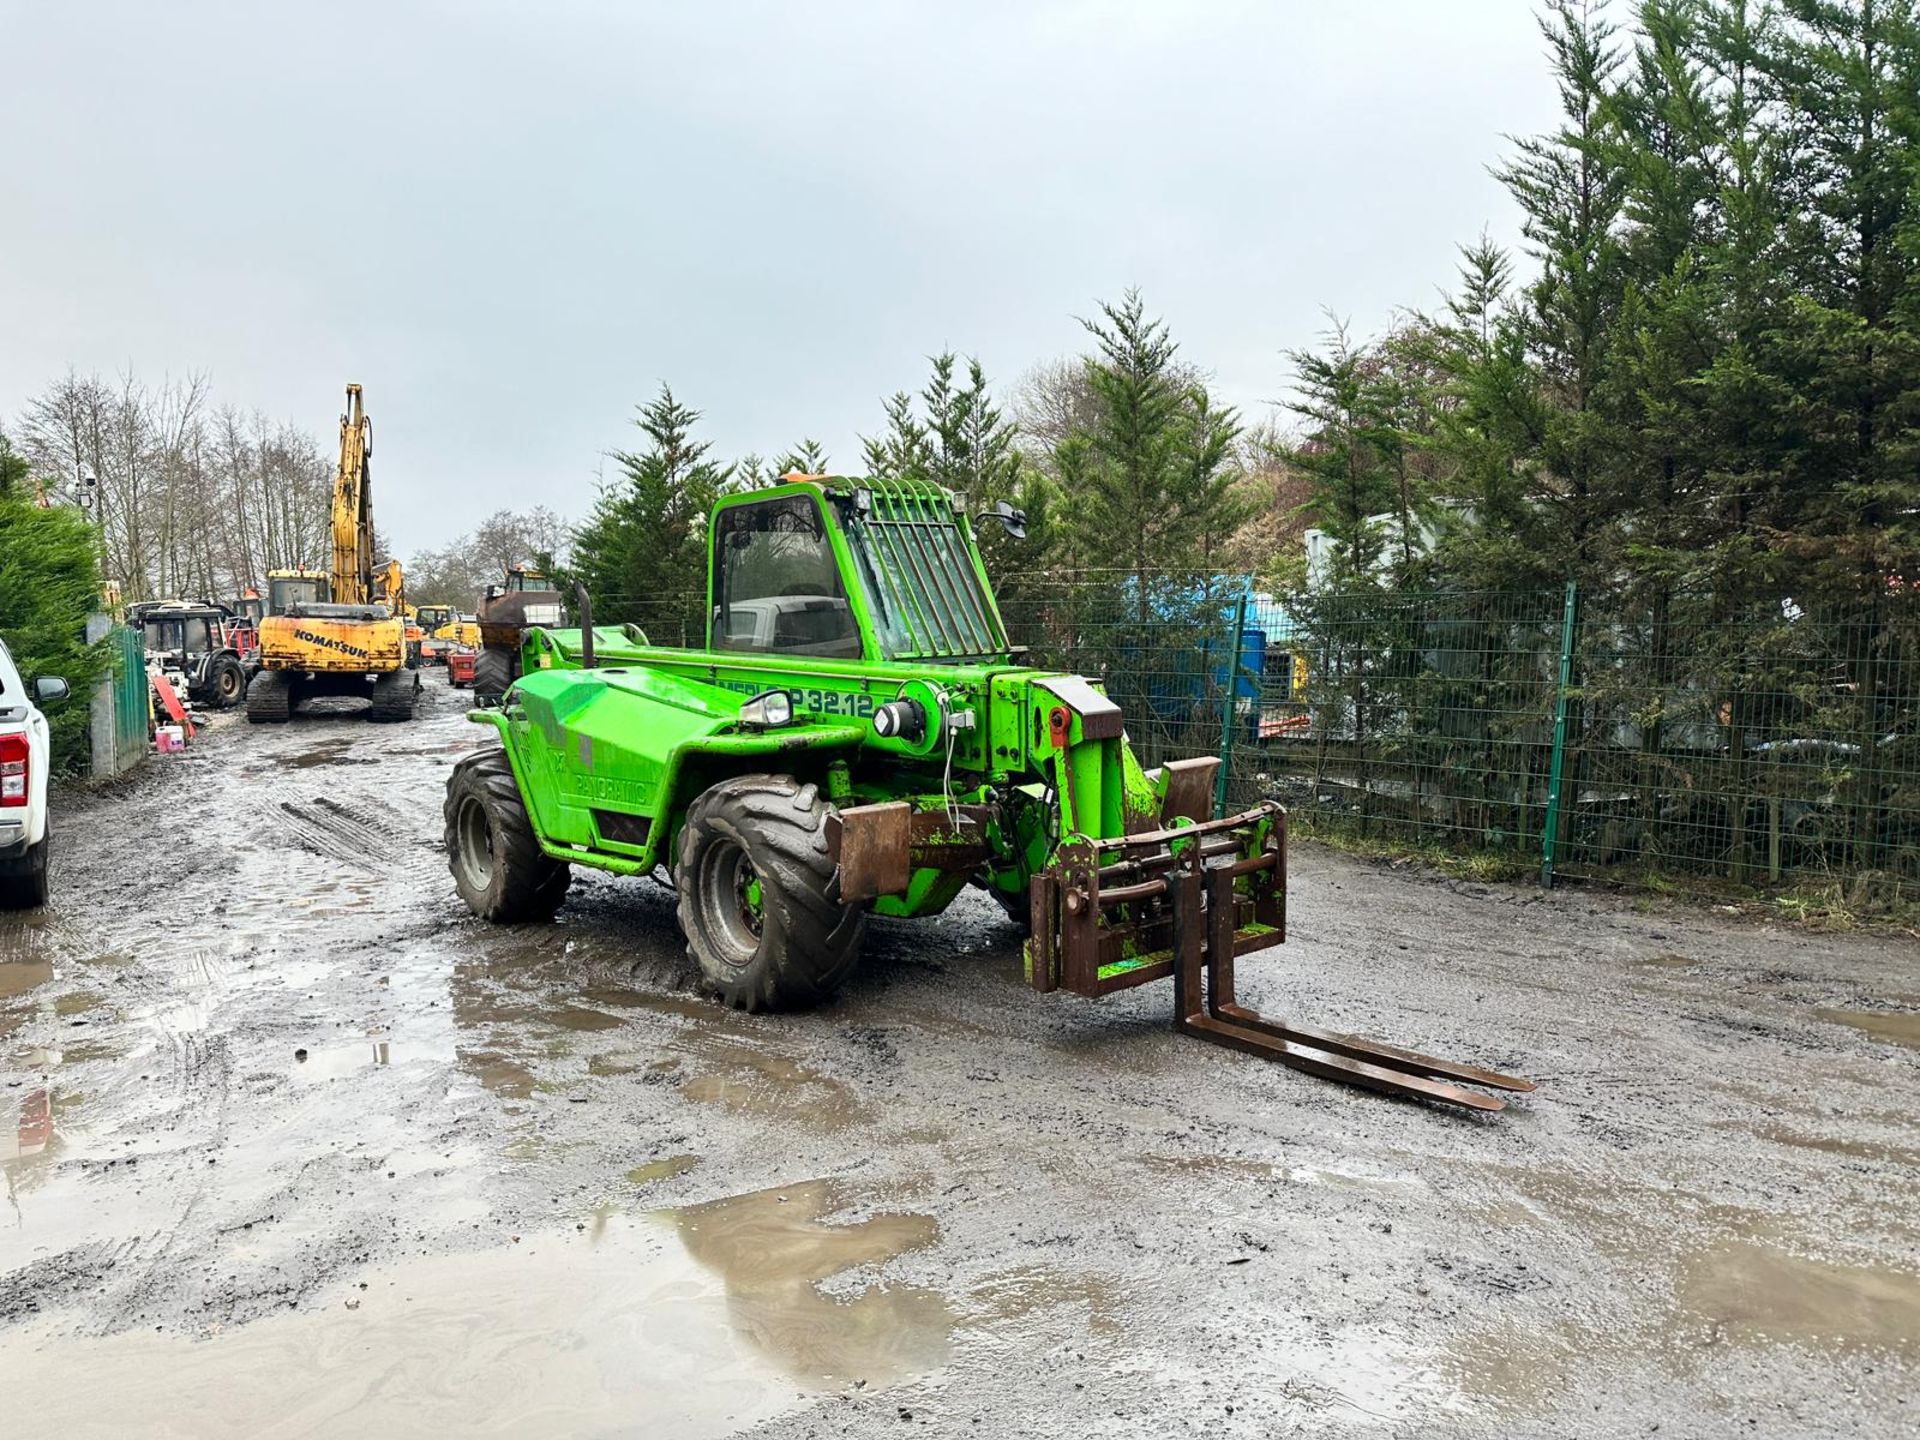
0,958,53,1001
1714,1118,1920,1169
54,989,110,1018
1132,1152,1277,1181
0,1211,837,1438
291,1042,394,1084
629,1155,700,1185
279,739,376,771
546,1005,625,1033
1816,1007,1920,1049
1677,1238,1920,1354
665,1178,950,1386
679,1042,866,1132
968,1264,1125,1336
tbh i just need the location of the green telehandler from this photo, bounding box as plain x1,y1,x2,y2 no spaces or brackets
444,475,1534,1111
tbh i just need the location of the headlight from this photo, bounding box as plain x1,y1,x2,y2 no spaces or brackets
738,690,794,729
872,698,927,741
522,604,564,627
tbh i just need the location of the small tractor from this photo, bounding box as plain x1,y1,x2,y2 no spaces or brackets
474,565,564,704
444,476,1533,1111
128,600,252,709
248,385,421,724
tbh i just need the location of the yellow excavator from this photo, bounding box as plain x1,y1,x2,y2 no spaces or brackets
247,384,420,723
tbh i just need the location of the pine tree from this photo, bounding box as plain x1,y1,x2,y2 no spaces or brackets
1067,290,1247,616
777,438,830,475
1760,0,1920,590
1499,0,1631,585
0,492,109,772
572,385,733,641
1286,319,1399,589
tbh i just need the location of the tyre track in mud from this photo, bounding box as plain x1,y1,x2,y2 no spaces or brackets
1,670,1917,1438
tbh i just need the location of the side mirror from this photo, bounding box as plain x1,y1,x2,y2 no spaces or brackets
34,676,70,708
980,500,1027,541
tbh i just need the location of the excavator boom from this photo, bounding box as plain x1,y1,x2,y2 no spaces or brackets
331,384,375,606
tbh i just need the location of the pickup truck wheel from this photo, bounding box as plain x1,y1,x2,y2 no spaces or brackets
246,670,291,723
474,646,515,704
0,836,49,910
444,748,570,921
675,774,866,1012
207,655,247,709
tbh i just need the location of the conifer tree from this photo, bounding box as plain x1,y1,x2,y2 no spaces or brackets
572,385,733,638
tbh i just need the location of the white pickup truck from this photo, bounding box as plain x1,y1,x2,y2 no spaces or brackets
0,637,70,908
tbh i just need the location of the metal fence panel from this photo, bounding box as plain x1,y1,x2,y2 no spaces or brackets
587,577,1919,904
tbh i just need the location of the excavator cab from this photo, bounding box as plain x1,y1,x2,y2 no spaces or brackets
266,572,331,616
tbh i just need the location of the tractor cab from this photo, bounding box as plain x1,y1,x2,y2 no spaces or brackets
708,477,1015,665
129,600,251,710
497,566,551,595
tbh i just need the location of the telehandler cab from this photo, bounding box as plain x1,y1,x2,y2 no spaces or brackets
445,475,1533,1111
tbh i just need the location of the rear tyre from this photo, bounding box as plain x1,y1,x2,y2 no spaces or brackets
246,669,291,723
444,747,570,921
674,773,866,1012
474,646,515,704
369,668,421,722
0,836,49,910
207,654,247,709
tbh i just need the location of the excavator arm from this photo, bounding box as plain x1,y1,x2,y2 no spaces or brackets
331,384,376,607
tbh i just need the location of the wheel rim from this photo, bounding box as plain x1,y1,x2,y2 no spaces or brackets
219,668,240,700
697,838,763,966
455,794,495,892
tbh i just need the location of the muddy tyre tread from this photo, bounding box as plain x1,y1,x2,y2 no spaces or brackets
246,669,292,724
474,646,515,704
444,747,569,922
674,773,866,1013
206,655,248,709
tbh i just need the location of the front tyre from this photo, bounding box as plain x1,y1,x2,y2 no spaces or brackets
674,774,866,1012
474,645,515,705
207,655,248,709
444,747,571,921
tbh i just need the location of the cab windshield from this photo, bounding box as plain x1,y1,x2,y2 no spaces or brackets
145,617,215,653
841,483,1005,662
712,496,861,660
269,577,328,613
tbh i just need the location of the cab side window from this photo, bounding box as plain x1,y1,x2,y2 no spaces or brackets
713,496,862,659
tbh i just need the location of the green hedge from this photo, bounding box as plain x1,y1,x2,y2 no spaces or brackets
0,495,110,774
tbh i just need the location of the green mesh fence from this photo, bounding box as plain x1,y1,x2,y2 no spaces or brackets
585,578,1920,904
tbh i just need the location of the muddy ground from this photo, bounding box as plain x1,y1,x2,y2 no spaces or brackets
0,670,1915,1439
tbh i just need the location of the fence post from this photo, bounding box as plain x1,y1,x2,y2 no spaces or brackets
1215,591,1248,819
1540,580,1579,889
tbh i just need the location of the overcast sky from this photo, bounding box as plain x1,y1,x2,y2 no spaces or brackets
0,2,1560,554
